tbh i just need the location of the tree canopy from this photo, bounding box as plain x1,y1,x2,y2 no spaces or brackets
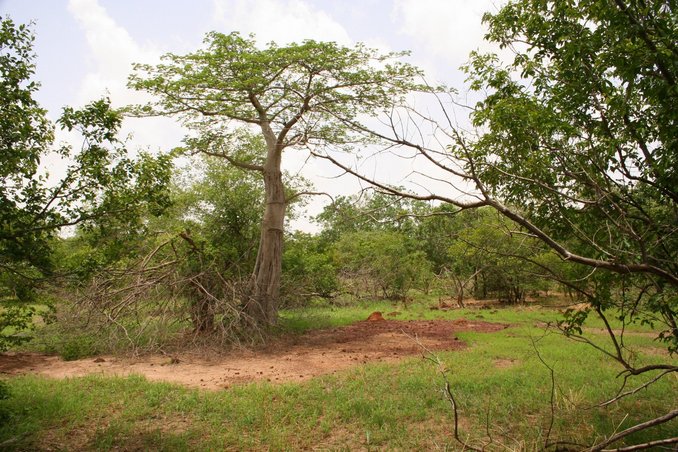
465,0,678,286
461,0,678,351
129,32,423,152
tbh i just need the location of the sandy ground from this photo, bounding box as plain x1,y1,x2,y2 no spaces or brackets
0,317,507,390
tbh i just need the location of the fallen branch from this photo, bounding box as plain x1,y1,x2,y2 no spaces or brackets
600,436,678,451
587,409,678,451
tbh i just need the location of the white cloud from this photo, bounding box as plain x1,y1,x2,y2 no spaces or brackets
67,0,153,104
392,0,503,71
66,0,183,153
212,0,352,46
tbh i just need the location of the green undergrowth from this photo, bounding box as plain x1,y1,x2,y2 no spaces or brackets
1,302,676,450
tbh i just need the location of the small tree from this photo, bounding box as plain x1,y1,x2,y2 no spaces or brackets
0,17,172,349
129,33,424,325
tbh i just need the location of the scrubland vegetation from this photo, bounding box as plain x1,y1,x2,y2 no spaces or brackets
1,1,677,449
1,300,676,451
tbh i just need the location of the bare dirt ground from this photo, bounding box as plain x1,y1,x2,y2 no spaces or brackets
0,317,507,390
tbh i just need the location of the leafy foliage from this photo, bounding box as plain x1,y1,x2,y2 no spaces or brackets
459,0,678,349
129,32,424,150
467,1,677,271
333,229,432,300
281,232,338,305
315,191,426,242
0,17,172,350
418,206,564,304
310,192,435,301
176,156,265,273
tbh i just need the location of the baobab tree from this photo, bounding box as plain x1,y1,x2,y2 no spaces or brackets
129,32,424,325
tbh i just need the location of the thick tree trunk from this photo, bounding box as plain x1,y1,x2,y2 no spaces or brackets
451,274,466,309
246,152,286,325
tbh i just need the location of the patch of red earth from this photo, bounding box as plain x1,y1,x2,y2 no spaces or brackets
0,318,508,390
366,311,385,321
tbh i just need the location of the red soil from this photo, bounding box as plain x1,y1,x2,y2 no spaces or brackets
0,318,507,390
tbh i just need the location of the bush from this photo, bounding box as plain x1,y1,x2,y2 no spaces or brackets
333,230,433,300
282,233,338,306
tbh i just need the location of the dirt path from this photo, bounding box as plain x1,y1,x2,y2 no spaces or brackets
0,318,507,390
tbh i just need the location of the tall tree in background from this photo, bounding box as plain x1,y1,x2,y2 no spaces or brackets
129,33,424,324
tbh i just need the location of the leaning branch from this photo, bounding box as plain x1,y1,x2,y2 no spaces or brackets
310,150,486,209
200,150,264,172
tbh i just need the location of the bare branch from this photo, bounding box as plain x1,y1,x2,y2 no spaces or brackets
599,369,677,408
310,150,486,208
285,191,334,204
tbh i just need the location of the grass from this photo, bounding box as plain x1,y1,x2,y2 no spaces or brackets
280,297,599,333
1,299,676,450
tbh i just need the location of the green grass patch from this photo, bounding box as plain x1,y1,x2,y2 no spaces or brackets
1,302,675,450
280,299,556,333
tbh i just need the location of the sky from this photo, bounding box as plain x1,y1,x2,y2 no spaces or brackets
0,0,505,231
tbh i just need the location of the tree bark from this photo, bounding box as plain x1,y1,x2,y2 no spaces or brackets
451,274,466,308
245,138,286,325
